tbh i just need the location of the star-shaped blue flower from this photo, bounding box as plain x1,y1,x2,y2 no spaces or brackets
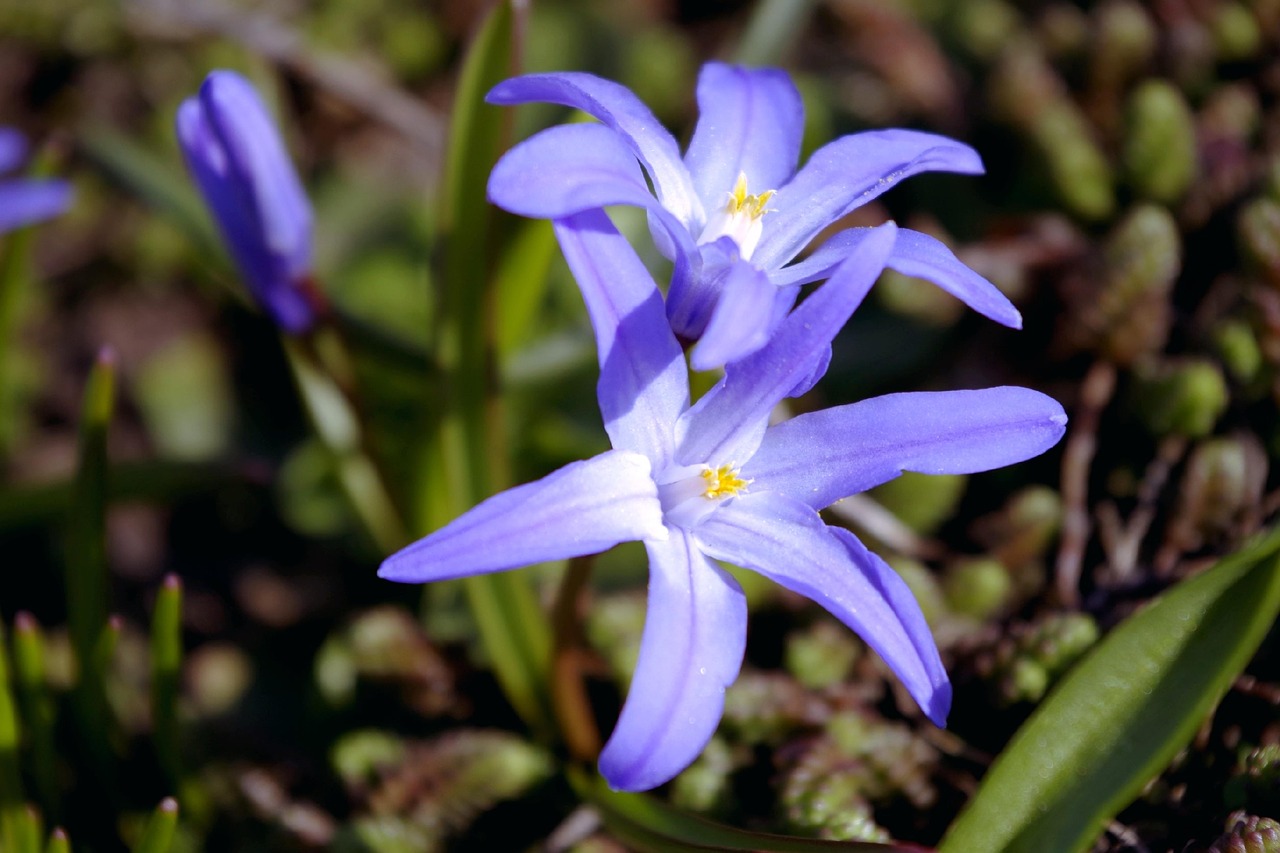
486,62,1020,370
379,212,1066,792
0,128,71,234
177,71,316,334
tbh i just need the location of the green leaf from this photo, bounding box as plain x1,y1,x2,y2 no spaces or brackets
940,526,1280,853
571,769,923,852
11,614,58,819
78,127,224,266
66,350,119,792
423,0,556,743
44,828,69,853
0,623,28,853
131,798,178,853
733,0,818,66
151,575,183,787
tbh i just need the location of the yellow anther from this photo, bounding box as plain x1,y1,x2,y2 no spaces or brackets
725,173,775,220
701,464,751,500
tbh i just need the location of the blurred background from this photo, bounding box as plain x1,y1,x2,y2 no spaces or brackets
2,0,1280,850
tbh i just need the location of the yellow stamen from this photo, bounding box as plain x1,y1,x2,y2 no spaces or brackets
725,172,775,221
701,464,751,500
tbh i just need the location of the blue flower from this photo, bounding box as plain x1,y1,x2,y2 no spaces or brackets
0,128,72,233
177,70,317,334
379,213,1066,792
486,62,1020,370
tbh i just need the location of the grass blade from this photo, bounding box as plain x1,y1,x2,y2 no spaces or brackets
150,575,183,788
11,614,58,819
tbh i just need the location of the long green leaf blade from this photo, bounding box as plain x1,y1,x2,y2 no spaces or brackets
0,623,27,853
11,614,58,819
940,527,1280,853
150,575,183,788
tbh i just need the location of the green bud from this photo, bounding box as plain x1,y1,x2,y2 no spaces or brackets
870,472,967,535
1208,813,1280,853
1090,1,1158,90
1131,358,1229,438
785,620,861,690
1083,204,1180,363
1032,102,1116,221
1213,3,1263,61
671,736,739,815
1214,320,1264,383
1168,436,1266,551
1239,197,1280,290
954,0,1021,61
1123,80,1197,204
943,557,1015,620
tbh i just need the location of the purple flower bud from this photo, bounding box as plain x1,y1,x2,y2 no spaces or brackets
177,70,317,333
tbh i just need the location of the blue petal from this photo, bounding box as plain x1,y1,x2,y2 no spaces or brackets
688,259,780,371
887,229,1021,328
200,71,312,283
683,63,803,219
743,387,1068,510
0,128,28,173
753,130,983,271
553,210,689,468
177,76,314,333
0,180,72,233
772,227,1021,329
378,450,665,583
694,493,950,726
487,124,694,260
675,222,897,467
487,73,702,230
598,529,747,791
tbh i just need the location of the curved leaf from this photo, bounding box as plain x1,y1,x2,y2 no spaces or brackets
940,526,1280,853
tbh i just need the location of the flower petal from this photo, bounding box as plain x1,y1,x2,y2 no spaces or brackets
675,222,897,467
753,130,983,270
689,259,780,370
683,63,803,218
0,180,72,233
743,387,1068,510
598,529,747,791
487,72,702,229
378,450,665,583
176,96,313,333
553,210,689,467
887,229,1021,328
0,128,28,173
199,71,312,281
770,227,1019,328
488,124,695,259
694,492,950,726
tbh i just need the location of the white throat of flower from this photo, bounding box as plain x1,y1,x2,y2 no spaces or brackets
697,172,776,260
657,462,752,529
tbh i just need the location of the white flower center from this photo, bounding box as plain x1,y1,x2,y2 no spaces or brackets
697,172,776,261
656,462,751,529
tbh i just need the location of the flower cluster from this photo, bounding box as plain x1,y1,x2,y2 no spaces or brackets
0,128,72,234
177,70,317,334
380,62,1067,794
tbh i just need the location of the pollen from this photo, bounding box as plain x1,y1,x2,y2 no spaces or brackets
701,464,751,500
725,172,775,220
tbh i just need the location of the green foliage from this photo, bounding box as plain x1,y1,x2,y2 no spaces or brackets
941,527,1280,853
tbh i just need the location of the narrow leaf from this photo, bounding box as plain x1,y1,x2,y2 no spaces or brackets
150,575,183,787
131,797,178,853
11,614,58,819
45,828,69,853
940,526,1280,853
0,623,27,853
